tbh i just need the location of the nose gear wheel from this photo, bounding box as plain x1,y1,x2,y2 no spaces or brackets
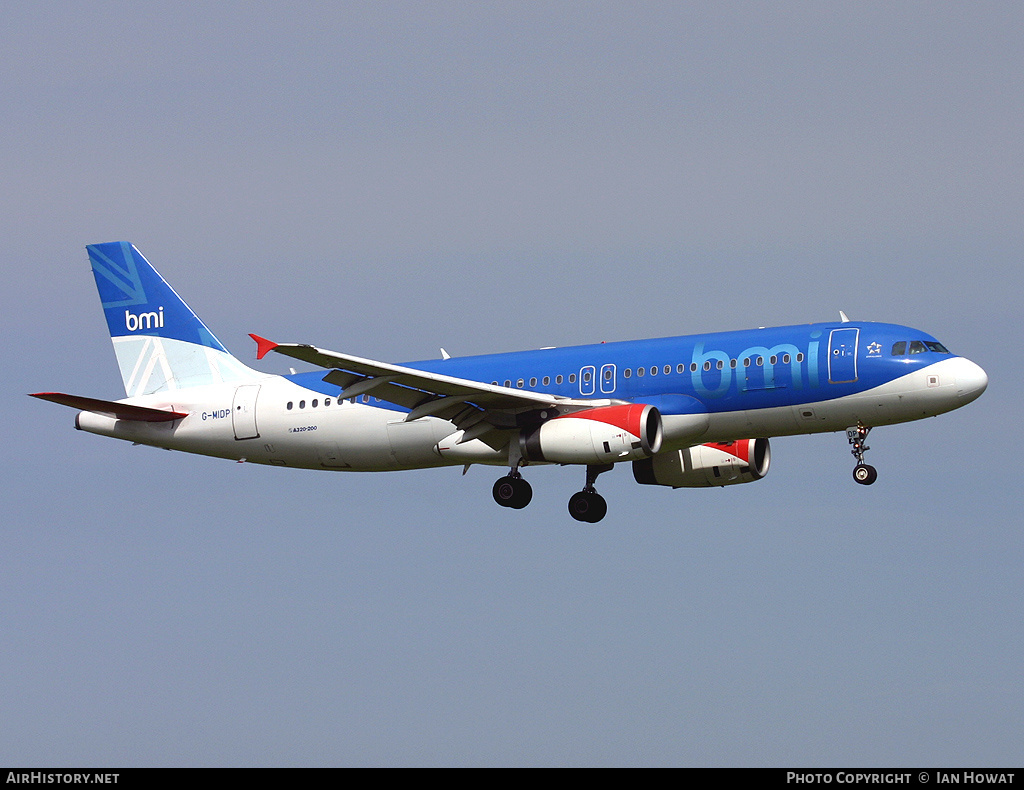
847,424,877,486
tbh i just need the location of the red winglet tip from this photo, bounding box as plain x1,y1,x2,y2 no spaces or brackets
249,333,278,360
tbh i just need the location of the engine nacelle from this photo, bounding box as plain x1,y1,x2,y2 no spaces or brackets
632,438,770,488
520,404,663,465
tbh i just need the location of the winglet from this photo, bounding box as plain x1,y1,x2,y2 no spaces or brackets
249,334,278,360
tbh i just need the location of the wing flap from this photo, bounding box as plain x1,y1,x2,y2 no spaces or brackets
321,370,440,411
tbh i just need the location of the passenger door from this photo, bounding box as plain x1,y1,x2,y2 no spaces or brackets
828,328,859,383
231,384,260,439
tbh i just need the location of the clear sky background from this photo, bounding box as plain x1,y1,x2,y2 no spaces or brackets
2,1,1021,767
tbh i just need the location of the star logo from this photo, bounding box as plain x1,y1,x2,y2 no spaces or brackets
867,341,882,356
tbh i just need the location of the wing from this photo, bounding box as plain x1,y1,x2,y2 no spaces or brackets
250,334,598,446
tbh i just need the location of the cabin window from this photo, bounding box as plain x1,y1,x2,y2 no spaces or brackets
623,369,631,378
637,367,644,377
299,400,305,409
583,371,592,382
530,377,537,387
287,401,293,410
604,368,613,381
690,363,697,372
703,361,711,371
650,366,658,376
730,359,737,369
556,375,563,384
782,354,791,364
664,365,671,375
716,361,723,370
569,374,576,383
743,358,750,367
311,399,318,408
796,353,804,362
325,398,331,407
517,378,524,388
543,376,550,386
504,380,511,388
677,364,685,373
756,356,764,366
770,355,777,364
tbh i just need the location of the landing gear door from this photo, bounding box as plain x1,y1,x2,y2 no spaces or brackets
828,328,859,383
232,384,260,440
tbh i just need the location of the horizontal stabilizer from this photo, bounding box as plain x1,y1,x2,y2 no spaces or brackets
30,392,187,422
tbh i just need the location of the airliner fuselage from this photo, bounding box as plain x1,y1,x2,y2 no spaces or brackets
36,243,988,522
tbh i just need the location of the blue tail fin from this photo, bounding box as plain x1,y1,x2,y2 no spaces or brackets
87,242,259,396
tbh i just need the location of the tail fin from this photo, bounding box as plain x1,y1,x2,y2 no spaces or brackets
87,242,259,396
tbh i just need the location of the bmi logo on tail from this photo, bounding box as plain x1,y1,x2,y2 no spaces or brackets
124,307,164,332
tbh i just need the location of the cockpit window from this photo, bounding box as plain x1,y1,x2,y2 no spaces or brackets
894,339,948,356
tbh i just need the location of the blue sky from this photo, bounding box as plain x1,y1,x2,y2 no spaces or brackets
2,2,1021,766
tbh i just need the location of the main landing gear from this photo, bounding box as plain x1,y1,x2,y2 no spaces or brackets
492,471,533,509
846,423,878,486
491,463,613,522
567,463,613,523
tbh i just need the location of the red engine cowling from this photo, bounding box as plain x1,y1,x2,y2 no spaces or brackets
632,438,771,488
520,404,663,465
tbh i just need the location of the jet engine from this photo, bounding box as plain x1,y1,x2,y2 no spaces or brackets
632,438,770,488
520,403,663,465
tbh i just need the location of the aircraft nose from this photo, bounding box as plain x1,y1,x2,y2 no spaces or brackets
954,357,988,403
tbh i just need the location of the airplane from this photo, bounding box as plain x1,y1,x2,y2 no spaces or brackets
32,242,988,522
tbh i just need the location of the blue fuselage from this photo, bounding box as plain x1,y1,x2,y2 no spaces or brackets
287,321,961,419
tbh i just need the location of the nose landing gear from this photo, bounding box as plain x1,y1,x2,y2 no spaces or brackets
847,424,878,485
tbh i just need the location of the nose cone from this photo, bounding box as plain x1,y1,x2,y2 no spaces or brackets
954,357,988,404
